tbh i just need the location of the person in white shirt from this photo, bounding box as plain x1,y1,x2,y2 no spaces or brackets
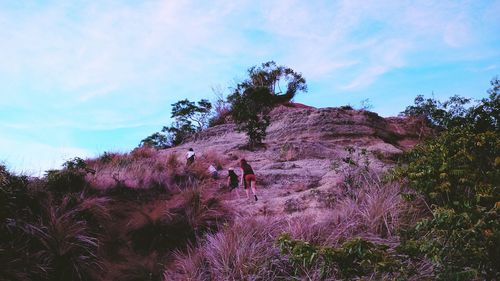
186,148,195,166
208,164,218,179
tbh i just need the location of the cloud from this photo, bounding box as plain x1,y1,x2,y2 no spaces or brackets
0,137,92,176
0,0,499,173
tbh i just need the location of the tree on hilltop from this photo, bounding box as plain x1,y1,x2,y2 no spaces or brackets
228,61,307,148
240,61,307,105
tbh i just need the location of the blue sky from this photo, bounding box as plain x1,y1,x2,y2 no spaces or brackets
1,0,499,175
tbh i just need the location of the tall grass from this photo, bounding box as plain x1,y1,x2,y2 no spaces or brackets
86,148,227,192
85,148,174,190
169,217,288,281
168,151,428,280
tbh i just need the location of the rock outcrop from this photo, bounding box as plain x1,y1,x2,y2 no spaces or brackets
162,106,431,216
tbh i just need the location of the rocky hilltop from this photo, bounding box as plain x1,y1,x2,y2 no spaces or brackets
162,105,431,217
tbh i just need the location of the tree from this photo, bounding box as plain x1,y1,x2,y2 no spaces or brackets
228,61,307,148
139,132,170,149
400,94,471,129
239,61,307,105
164,99,212,146
228,87,272,148
467,76,500,132
139,99,213,148
401,78,500,133
170,99,213,130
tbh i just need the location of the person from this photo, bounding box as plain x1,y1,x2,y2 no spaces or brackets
186,148,195,166
239,159,258,201
227,168,240,198
208,164,218,179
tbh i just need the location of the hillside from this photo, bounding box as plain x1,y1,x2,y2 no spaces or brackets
2,105,437,281
160,106,431,217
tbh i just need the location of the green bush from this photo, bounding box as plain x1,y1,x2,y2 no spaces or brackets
394,87,500,279
277,233,398,279
395,129,499,210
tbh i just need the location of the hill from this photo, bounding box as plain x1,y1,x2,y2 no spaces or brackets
157,105,431,218
2,105,435,281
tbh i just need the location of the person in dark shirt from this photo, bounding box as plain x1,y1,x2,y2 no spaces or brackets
239,159,258,201
227,168,240,198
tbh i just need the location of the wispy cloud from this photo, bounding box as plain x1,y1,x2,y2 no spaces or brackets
0,0,499,173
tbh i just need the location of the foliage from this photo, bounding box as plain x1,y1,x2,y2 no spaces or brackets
45,157,94,195
239,61,307,104
139,99,213,148
228,87,272,148
395,129,499,210
0,167,102,281
395,128,500,279
400,94,472,129
399,206,500,280
228,61,307,148
139,132,170,149
63,157,88,170
277,233,397,279
468,77,500,132
163,99,212,146
170,99,213,130
401,77,499,132
395,78,500,280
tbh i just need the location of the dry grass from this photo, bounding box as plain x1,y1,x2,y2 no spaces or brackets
168,216,288,281
166,160,429,280
85,148,229,193
85,150,178,190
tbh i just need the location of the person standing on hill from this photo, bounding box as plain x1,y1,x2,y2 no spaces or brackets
239,159,258,201
227,168,240,198
186,148,195,166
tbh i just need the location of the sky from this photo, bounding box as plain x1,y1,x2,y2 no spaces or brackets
1,0,499,175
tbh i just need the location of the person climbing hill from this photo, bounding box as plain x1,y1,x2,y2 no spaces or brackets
227,168,240,198
208,164,219,179
239,159,258,201
186,148,195,166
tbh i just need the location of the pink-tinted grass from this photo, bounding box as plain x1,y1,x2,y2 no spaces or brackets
168,216,288,281
85,148,228,191
168,163,431,280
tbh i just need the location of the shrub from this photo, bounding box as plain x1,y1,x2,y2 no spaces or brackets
277,234,398,279
395,128,499,210
394,112,500,279
45,169,87,194
45,157,96,195
97,151,118,164
399,206,500,280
